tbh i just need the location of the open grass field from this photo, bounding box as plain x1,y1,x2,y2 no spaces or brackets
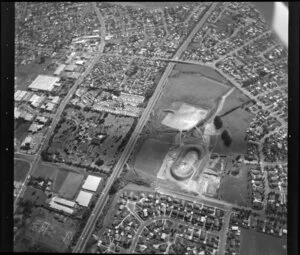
218,163,249,207
53,170,69,193
134,138,171,178
14,159,30,182
212,107,254,155
173,63,228,84
14,119,31,143
218,88,252,116
58,172,84,200
240,229,287,255
32,162,58,180
32,162,85,195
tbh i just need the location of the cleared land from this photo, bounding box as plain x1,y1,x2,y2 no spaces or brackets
240,229,287,255
58,172,84,200
149,63,229,132
162,103,208,131
218,162,249,207
134,138,171,178
14,159,30,182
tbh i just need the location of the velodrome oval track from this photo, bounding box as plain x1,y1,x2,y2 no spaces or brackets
72,3,219,252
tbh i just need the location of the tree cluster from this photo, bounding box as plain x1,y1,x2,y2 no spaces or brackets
213,116,223,129
221,130,232,147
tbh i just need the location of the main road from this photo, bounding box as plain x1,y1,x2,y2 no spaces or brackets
13,6,106,213
73,2,219,253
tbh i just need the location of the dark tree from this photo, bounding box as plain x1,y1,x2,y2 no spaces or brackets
214,116,223,129
221,130,232,147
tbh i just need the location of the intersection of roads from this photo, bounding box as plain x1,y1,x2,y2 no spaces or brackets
14,2,286,254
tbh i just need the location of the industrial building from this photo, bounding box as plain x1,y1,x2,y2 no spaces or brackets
82,175,102,192
28,75,60,92
52,196,76,208
76,190,93,207
53,63,66,76
49,199,74,214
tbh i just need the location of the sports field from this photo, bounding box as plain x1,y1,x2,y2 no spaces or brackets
14,159,30,182
240,228,287,255
58,172,84,200
134,138,171,177
32,162,58,180
32,162,84,196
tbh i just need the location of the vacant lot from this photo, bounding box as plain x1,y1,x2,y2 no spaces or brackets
14,159,30,182
218,162,249,207
240,229,287,255
134,138,171,178
58,172,84,200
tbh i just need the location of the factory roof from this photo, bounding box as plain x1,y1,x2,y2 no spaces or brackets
76,190,93,207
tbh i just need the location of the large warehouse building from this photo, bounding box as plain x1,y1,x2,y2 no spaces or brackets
28,75,60,92
82,175,102,192
76,190,93,207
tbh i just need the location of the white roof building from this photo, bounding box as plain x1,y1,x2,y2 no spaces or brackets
82,175,102,192
76,190,93,207
49,200,74,214
29,75,60,92
53,64,66,76
52,196,76,208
